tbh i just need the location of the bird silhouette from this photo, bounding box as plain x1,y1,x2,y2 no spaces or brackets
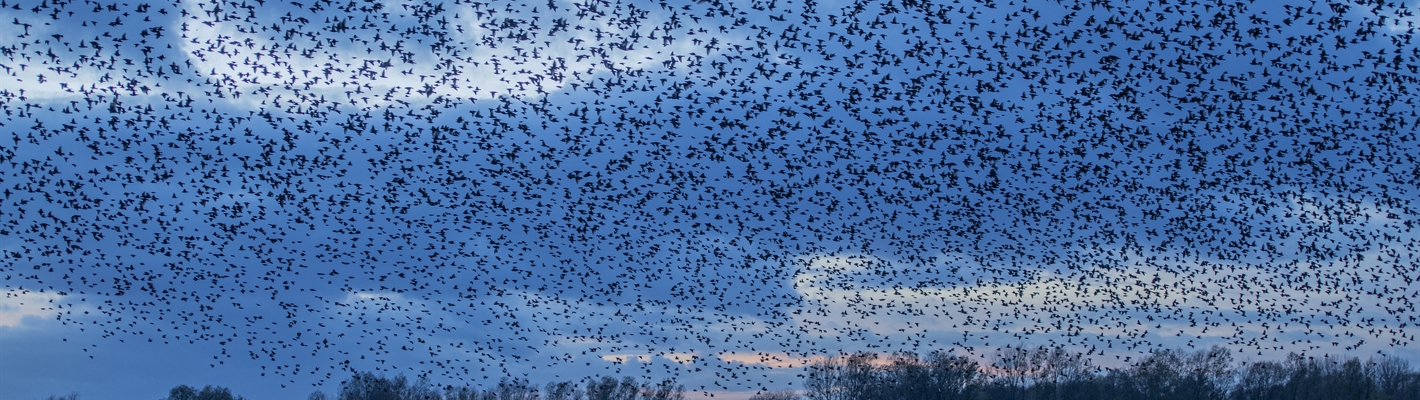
0,0,1417,396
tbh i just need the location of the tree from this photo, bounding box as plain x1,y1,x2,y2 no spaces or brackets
986,345,1093,400
165,386,198,400
992,345,1037,391
162,385,245,400
581,376,622,400
581,375,666,400
802,352,873,400
1232,360,1289,400
1128,346,1233,400
338,372,439,400
442,385,477,400
803,351,983,400
542,381,578,400
881,352,933,399
747,390,800,400
36,394,80,400
488,377,539,400
639,378,686,400
795,346,1420,400
803,355,851,400
922,351,982,400
438,374,681,400
338,373,405,400
612,376,640,400
1368,357,1420,400
196,386,245,400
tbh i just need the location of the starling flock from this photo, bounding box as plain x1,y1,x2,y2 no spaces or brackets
2,0,1418,395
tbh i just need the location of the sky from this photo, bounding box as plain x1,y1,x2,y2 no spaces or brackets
2,0,1420,398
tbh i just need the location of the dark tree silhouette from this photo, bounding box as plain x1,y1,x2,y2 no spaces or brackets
1368,358,1420,400
803,351,982,400
542,381,578,400
578,375,684,400
1127,346,1234,400
798,347,1418,400
637,378,687,400
161,385,246,400
335,372,440,400
747,390,800,400
312,372,681,400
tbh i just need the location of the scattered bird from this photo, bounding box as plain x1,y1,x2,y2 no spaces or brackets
0,0,1417,394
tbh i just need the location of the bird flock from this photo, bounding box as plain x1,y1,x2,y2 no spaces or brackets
2,0,1419,395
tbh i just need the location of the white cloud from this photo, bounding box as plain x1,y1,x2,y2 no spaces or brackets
0,15,122,102
785,250,1420,362
716,351,823,369
176,0,713,111
661,351,699,365
0,290,65,327
600,353,651,364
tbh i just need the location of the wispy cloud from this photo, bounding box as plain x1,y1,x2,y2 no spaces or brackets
716,351,825,369
787,250,1418,362
0,290,65,327
175,0,714,111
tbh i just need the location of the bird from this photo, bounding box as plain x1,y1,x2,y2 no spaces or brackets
0,0,1417,397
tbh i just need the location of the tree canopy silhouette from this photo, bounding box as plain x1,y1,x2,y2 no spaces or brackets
797,347,1420,400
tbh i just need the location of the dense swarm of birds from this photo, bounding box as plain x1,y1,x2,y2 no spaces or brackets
2,0,1418,395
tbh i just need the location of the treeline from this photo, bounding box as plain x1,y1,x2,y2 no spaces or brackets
775,346,1420,400
34,347,1420,400
307,372,685,400
33,373,683,400
36,385,251,400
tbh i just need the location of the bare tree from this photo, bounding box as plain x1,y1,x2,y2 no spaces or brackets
924,351,981,400
1129,346,1232,400
804,350,983,400
485,377,538,400
1368,357,1419,400
794,346,1419,400
639,378,686,400
613,376,640,400
542,381,578,400
992,346,1037,390
746,390,800,400
581,376,651,400
882,352,932,399
1233,360,1288,400
1035,346,1091,400
803,354,851,400
337,372,439,400
442,385,478,400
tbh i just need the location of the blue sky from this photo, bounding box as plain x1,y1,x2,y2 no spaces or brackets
3,0,1420,398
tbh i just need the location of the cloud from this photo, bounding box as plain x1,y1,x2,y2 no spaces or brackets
0,290,65,327
175,0,714,110
600,354,651,364
785,251,1419,362
0,14,119,102
715,351,823,369
661,351,699,365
